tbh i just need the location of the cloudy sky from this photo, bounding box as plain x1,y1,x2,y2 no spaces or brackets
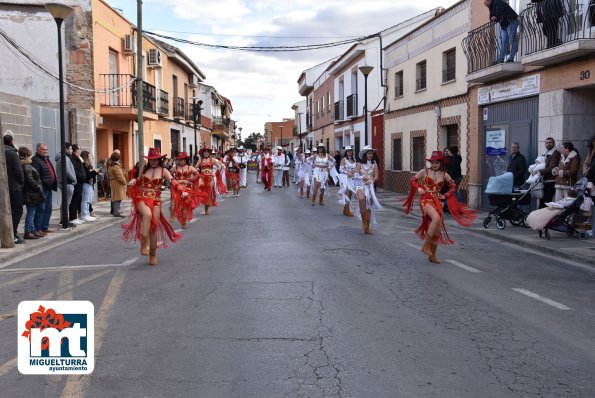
106,0,459,139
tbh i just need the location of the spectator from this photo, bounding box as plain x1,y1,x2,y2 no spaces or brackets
69,144,86,223
108,151,127,217
506,142,527,189
55,142,77,228
18,146,46,240
334,150,342,173
282,150,291,187
31,142,57,234
81,151,99,222
532,0,564,49
583,135,595,238
484,0,519,63
97,159,110,200
447,145,463,202
4,133,25,244
553,141,581,201
538,137,561,208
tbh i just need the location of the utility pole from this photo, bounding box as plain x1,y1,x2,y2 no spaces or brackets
136,0,144,165
0,121,15,248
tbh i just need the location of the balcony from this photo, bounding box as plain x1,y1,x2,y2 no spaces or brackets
462,21,523,84
520,0,595,66
99,74,158,120
173,97,185,119
334,100,344,122
157,89,168,116
346,94,358,118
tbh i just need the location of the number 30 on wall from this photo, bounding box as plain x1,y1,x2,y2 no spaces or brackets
579,70,591,80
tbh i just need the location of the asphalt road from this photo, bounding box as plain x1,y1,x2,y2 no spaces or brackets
1,181,594,397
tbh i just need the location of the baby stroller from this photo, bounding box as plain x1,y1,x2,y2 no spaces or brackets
537,178,590,240
483,172,542,230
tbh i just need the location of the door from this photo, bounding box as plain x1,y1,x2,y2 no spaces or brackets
170,129,180,156
109,50,118,105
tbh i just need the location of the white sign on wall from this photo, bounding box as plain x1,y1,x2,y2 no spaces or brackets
478,74,540,105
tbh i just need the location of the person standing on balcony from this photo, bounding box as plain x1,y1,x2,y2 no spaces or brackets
484,0,519,63
532,0,564,49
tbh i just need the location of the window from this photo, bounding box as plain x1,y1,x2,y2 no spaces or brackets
442,48,456,83
412,136,425,171
327,91,331,111
392,138,402,170
321,96,325,114
416,61,427,91
446,124,458,148
154,139,162,150
395,71,403,97
316,100,320,118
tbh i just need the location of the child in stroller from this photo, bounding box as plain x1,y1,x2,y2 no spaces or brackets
526,155,546,184
527,177,590,240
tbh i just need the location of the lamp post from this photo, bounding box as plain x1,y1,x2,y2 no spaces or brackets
296,112,303,150
359,65,374,147
238,127,242,146
191,97,203,164
45,2,73,230
279,125,284,149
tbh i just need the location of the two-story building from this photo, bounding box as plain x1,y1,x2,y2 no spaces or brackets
383,0,471,196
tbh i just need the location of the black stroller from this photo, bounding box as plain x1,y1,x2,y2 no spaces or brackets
538,178,590,240
483,172,543,230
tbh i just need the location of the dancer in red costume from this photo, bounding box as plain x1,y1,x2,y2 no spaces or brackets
123,148,189,266
403,151,476,264
195,147,224,215
225,148,241,197
169,151,202,229
260,146,274,191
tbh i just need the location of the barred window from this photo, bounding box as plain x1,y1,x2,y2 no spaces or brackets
442,48,456,83
392,138,402,170
412,136,425,171
416,61,427,91
395,71,403,97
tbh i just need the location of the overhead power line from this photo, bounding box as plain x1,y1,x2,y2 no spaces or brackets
145,29,363,39
144,30,377,52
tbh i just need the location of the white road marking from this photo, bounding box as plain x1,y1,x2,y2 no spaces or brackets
0,258,139,273
512,288,571,311
189,218,198,223
404,242,421,250
445,260,482,273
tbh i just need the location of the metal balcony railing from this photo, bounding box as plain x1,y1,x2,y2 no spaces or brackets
173,97,185,119
157,89,168,115
100,74,155,113
520,0,594,56
334,100,344,121
346,94,358,117
462,21,517,74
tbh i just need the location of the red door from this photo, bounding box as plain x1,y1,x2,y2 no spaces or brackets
371,110,384,188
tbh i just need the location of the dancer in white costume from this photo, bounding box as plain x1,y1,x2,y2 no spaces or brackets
337,145,357,217
354,145,382,234
310,143,338,207
298,149,312,198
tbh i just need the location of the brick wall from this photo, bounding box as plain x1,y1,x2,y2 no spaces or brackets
0,92,32,149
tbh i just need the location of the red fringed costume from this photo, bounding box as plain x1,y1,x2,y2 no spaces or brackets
227,157,241,192
197,158,218,207
122,168,183,248
261,153,273,190
171,165,205,224
403,171,477,244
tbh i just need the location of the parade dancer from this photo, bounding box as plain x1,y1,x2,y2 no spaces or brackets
260,147,274,191
236,146,248,187
404,151,477,264
123,148,187,266
354,146,382,234
169,151,201,229
294,148,304,185
196,147,223,215
226,149,241,197
298,149,312,198
273,146,285,188
311,143,338,207
338,145,356,217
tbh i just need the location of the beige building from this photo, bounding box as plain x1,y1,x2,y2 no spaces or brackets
383,0,471,194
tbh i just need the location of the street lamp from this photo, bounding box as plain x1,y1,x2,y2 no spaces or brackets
45,2,73,230
191,97,203,164
238,127,242,146
296,112,303,150
279,125,284,149
359,65,374,147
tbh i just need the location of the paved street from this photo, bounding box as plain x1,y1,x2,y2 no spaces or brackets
1,179,595,397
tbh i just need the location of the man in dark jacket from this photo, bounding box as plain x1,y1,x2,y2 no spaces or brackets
31,142,57,233
69,144,86,223
484,0,519,63
506,142,527,188
4,133,25,243
538,137,561,208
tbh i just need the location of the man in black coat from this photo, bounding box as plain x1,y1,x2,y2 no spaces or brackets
538,137,561,208
506,142,527,189
31,142,57,233
69,144,86,223
4,133,25,243
484,0,519,63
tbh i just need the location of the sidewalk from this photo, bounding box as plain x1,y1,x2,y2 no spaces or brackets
0,195,137,266
373,188,595,267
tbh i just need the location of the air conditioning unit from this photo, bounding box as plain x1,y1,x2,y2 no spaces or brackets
148,49,162,68
188,73,198,88
123,34,135,54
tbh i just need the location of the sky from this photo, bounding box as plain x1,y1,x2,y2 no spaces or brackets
105,0,459,140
